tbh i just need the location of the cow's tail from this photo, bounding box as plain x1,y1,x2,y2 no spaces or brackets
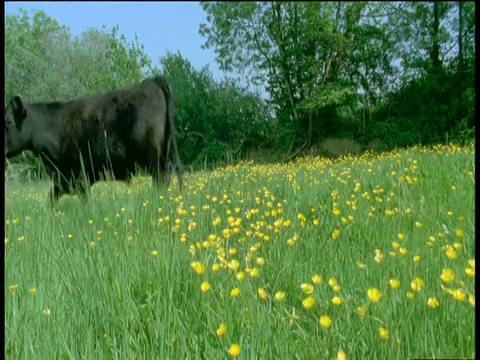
163,80,184,191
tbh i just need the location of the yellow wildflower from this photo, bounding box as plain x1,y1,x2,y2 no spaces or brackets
312,274,323,284
389,279,400,289
212,263,221,272
190,262,206,275
328,278,338,288
201,281,211,292
331,229,340,240
303,296,315,309
379,327,390,340
250,267,260,277
337,349,347,360
367,288,383,303
410,277,424,292
258,288,268,300
256,257,266,266
427,297,440,309
228,344,240,357
319,315,332,329
236,272,245,281
216,323,227,336
465,267,475,278
445,246,457,260
332,296,343,306
440,268,456,283
300,283,314,295
227,259,240,271
452,289,467,302
274,291,286,302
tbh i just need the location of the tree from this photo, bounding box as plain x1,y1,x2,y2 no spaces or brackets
5,9,151,103
372,2,475,146
156,51,272,166
199,2,397,154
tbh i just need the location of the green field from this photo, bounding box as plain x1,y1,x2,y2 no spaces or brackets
5,143,475,359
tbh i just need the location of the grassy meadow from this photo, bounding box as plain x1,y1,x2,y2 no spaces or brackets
4,142,475,359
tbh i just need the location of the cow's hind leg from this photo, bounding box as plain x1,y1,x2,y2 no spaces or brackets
160,129,172,188
146,128,168,188
148,145,168,188
164,161,172,188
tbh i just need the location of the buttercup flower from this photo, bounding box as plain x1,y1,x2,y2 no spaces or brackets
427,297,440,309
319,315,332,328
379,327,390,340
216,323,227,336
228,344,240,357
367,288,383,303
274,291,286,302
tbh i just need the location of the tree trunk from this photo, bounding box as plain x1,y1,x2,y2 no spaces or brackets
307,113,313,144
270,2,300,130
430,2,441,71
458,1,464,72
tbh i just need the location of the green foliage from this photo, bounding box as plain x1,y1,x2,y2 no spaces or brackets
156,51,272,166
200,2,399,149
200,1,475,153
5,9,149,102
5,9,72,101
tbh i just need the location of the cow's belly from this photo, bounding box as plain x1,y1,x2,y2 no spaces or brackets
44,139,152,182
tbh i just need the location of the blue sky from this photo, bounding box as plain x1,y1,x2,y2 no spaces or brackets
4,1,225,81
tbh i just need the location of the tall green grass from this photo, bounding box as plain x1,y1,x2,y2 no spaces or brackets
5,143,475,359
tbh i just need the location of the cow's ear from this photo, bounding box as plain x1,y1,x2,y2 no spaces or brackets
10,96,27,130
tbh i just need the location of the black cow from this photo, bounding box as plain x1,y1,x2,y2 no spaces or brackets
5,76,184,205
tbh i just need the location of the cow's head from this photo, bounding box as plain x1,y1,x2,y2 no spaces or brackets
5,96,30,158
